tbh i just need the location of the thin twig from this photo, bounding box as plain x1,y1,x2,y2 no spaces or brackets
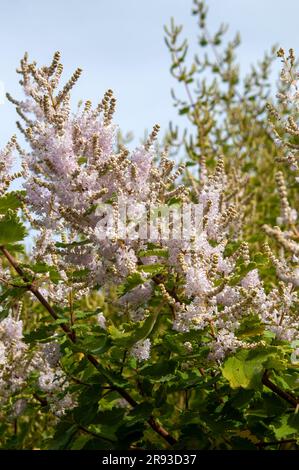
78,425,116,444
257,438,297,448
262,370,298,408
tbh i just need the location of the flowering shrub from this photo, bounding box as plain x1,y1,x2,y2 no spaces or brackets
0,2,298,451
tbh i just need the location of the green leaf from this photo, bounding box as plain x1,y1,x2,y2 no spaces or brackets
110,311,160,348
179,106,190,115
125,403,153,424
0,210,26,244
137,264,165,275
247,395,287,418
71,268,90,280
70,435,91,450
81,334,111,355
115,421,145,445
273,414,299,439
83,438,114,450
140,359,177,382
138,248,169,258
74,310,99,320
26,262,53,273
252,252,268,265
93,409,125,426
228,437,257,450
223,241,241,257
221,348,283,390
22,262,61,282
230,389,255,409
0,287,26,316
77,156,87,165
73,403,99,426
55,239,90,248
4,243,24,253
47,423,78,450
228,262,257,286
117,272,145,296
236,315,265,339
24,325,56,343
0,191,25,213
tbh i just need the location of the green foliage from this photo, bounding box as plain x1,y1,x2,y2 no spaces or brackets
0,192,25,213
221,348,284,390
0,210,26,245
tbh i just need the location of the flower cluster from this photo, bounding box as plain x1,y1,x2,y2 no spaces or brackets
0,136,23,196
168,166,299,359
0,311,76,417
36,341,77,417
0,314,32,407
1,52,296,367
264,47,299,307
7,52,188,292
269,48,299,175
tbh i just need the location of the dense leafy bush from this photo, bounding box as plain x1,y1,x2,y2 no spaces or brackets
0,0,298,450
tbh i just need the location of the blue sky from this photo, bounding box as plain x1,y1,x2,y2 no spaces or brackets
0,0,298,147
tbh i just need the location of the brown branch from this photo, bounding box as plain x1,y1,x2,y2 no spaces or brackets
257,438,298,448
13,419,17,436
262,370,298,408
33,393,48,407
148,417,177,446
0,245,76,342
77,425,116,444
0,245,177,447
